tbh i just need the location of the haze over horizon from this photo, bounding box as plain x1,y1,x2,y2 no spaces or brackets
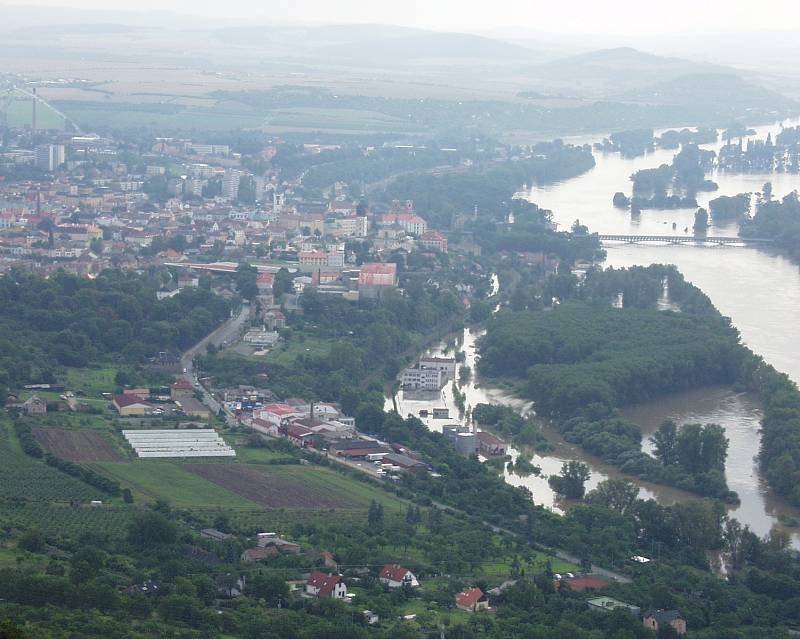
5,0,800,35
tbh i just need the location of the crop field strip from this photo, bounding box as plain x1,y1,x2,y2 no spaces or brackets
93,460,259,509
181,463,404,511
33,428,121,462
181,463,364,509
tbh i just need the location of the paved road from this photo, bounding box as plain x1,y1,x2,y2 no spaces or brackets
180,302,252,425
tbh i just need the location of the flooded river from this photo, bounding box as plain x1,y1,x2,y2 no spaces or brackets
390,118,800,546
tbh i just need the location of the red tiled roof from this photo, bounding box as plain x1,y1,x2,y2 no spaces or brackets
476,431,505,447
563,577,609,592
171,379,193,390
307,571,342,597
286,423,313,439
456,588,485,608
379,564,411,583
262,403,298,416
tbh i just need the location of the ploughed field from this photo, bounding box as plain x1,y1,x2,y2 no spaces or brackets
182,464,364,509
33,428,121,462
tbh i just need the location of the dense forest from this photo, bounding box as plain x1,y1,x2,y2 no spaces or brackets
379,140,595,228
0,269,231,396
479,264,800,507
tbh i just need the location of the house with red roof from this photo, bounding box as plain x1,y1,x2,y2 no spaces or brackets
170,378,194,400
455,587,489,612
561,577,609,593
419,230,448,253
378,564,419,589
305,571,346,599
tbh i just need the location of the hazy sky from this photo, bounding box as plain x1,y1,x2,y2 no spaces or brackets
11,0,800,34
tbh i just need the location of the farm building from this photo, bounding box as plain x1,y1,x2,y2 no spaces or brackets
113,394,153,416
176,397,211,419
379,564,419,589
382,453,429,474
306,572,346,599
329,439,390,459
455,588,488,612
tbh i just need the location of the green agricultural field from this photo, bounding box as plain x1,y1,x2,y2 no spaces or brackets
93,460,259,509
263,107,427,133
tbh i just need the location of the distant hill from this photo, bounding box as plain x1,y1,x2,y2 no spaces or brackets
617,72,798,110
525,47,728,95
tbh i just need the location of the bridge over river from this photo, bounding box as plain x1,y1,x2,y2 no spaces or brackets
598,234,775,246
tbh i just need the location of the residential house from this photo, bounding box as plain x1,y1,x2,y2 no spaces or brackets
643,610,686,635
241,547,279,563
455,588,488,612
561,577,609,593
419,230,448,252
170,378,194,400
363,610,380,625
216,574,246,598
305,571,347,599
379,564,419,589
